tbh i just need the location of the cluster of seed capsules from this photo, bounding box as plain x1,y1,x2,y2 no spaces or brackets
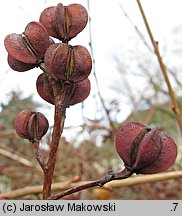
4,3,177,175
4,3,92,141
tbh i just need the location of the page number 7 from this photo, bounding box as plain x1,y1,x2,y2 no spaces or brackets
172,203,178,211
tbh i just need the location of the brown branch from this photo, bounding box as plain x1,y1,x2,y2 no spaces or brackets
31,140,46,172
42,104,66,199
41,82,74,199
136,0,182,134
1,170,182,199
39,62,73,199
50,168,133,200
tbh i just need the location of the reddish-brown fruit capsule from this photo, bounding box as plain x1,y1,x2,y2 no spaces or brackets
4,33,37,64
36,73,54,105
4,22,54,71
23,21,54,59
115,121,177,174
39,6,58,38
39,3,88,41
36,73,90,106
68,78,91,106
14,110,49,141
14,110,33,139
44,43,92,83
8,54,36,72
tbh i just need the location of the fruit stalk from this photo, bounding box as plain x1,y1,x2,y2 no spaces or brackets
43,103,66,199
42,81,73,199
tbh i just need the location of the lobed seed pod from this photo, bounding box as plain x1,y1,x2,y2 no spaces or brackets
115,121,177,174
39,3,88,42
36,73,91,106
8,54,36,72
68,78,91,106
14,110,49,141
44,43,92,83
4,33,37,64
23,21,54,59
36,73,54,105
4,22,54,72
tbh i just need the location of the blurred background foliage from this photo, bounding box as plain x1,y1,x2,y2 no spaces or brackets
0,85,182,199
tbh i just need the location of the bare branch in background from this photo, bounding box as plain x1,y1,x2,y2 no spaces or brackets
0,68,10,87
18,6,33,19
119,2,182,89
0,147,41,171
1,170,182,199
136,0,182,136
87,0,117,133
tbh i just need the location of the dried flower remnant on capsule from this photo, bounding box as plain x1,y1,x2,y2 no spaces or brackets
14,110,49,141
115,121,177,174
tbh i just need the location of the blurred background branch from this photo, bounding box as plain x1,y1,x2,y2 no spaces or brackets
1,170,182,199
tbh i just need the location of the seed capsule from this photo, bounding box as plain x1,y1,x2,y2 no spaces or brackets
44,43,92,83
36,73,91,106
14,110,49,141
39,3,88,41
8,54,36,72
115,122,177,174
4,22,54,72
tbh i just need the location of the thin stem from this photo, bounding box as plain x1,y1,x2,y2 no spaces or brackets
136,0,182,134
87,0,116,133
49,168,133,200
119,2,182,89
31,140,46,172
119,2,153,53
